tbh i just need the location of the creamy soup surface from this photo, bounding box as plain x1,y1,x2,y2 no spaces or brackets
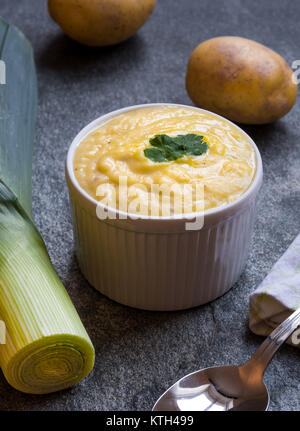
73,106,256,216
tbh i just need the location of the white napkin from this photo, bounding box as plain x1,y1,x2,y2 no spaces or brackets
249,233,300,344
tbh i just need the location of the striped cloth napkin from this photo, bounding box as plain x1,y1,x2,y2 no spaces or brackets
249,233,300,345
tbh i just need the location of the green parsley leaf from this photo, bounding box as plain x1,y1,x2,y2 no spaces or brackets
144,134,208,163
144,147,168,163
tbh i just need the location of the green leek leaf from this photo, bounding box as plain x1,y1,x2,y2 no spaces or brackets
0,19,37,215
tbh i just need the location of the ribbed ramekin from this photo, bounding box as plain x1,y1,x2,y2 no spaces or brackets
66,103,263,311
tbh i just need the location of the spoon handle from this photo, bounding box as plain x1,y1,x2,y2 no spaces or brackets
245,308,300,374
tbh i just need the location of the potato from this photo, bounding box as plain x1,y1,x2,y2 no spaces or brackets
186,36,298,124
48,0,156,47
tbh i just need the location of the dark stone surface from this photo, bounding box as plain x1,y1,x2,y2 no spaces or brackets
0,0,300,411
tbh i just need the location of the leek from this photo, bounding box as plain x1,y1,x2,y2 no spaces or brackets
0,18,94,394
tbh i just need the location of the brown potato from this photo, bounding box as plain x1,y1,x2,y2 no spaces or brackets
186,36,298,124
48,0,156,47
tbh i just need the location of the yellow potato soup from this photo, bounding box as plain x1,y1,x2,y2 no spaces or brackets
73,106,256,216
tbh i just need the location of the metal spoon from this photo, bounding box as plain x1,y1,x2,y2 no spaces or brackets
153,308,300,411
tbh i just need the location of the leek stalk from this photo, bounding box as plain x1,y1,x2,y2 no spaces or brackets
0,19,95,393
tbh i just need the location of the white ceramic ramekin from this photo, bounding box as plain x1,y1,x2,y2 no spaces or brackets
66,103,263,311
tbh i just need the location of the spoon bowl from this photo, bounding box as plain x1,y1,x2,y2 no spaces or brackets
153,365,269,411
153,308,300,411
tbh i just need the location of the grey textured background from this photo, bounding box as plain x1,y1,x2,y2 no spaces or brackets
0,0,300,411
